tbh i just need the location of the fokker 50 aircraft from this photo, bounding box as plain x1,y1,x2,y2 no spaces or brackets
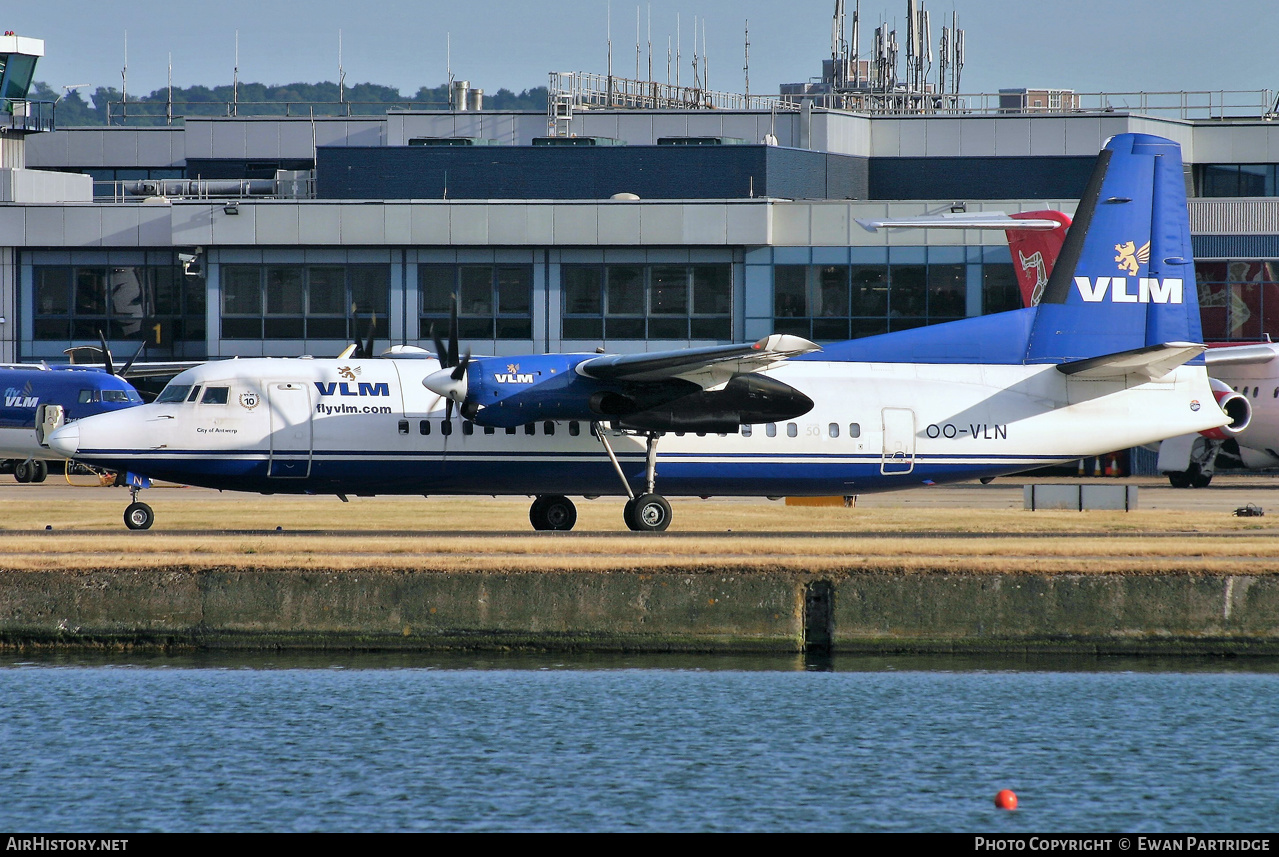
0,363,144,481
50,133,1232,530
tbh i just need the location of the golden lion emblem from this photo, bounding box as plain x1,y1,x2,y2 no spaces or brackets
338,366,359,381
1114,240,1150,276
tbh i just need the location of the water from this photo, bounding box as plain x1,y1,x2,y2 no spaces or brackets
1,653,1276,833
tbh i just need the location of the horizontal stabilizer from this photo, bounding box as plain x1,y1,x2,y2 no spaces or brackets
577,334,819,385
1205,343,1279,367
1056,342,1205,381
856,212,1064,232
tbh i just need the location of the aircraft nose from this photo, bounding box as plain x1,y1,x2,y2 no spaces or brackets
47,423,80,457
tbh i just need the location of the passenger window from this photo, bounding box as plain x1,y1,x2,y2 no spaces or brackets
1255,387,1261,398
462,421,474,436
741,425,752,437
186,386,202,402
441,420,453,436
506,426,517,435
766,423,777,437
787,423,798,438
849,423,861,438
1273,388,1278,398
524,423,535,436
484,426,495,435
420,420,431,436
544,421,555,436
829,423,839,438
201,387,229,404
569,422,580,436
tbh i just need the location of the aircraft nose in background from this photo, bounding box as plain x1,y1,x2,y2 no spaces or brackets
47,423,79,457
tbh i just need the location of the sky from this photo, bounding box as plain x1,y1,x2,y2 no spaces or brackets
6,0,1278,101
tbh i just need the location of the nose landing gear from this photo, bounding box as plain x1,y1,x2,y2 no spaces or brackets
122,477,154,530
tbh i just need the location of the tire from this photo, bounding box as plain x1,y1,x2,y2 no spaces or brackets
13,460,31,483
31,460,47,483
124,501,154,531
1168,471,1191,488
530,494,577,531
1190,472,1212,488
625,493,672,532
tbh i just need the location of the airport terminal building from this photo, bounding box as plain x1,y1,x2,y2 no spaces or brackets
4,38,1279,377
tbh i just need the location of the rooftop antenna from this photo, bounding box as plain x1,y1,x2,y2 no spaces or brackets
666,35,671,85
691,16,699,91
703,17,709,93
338,30,345,104
635,6,640,81
446,32,452,108
647,3,652,85
852,0,861,87
606,2,615,106
676,13,681,89
120,30,127,125
743,19,749,100
232,30,239,118
166,52,173,126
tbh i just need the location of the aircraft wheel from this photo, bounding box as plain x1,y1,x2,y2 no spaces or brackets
625,493,672,532
1190,472,1212,488
13,461,31,483
31,460,47,483
1167,471,1191,488
124,502,154,531
529,494,577,531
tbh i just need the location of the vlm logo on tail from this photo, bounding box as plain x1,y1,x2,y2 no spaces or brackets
1073,238,1180,303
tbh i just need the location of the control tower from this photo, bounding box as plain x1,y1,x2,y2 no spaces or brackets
0,33,90,201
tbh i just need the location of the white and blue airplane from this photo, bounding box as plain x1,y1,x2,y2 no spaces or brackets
0,363,144,482
49,133,1233,530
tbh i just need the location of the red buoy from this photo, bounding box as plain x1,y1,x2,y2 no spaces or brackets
995,789,1018,810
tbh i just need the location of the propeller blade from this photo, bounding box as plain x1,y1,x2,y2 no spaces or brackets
363,312,377,360
451,349,471,382
97,330,115,376
430,323,449,368
448,295,459,369
118,340,147,378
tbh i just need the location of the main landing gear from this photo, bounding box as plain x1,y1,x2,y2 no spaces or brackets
525,424,673,533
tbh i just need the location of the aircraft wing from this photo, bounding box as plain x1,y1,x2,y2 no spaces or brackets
576,334,820,388
856,212,1065,232
1204,343,1279,367
1056,342,1205,381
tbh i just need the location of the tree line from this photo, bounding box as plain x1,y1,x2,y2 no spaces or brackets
29,80,549,125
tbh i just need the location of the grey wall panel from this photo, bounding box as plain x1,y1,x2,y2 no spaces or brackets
25,207,66,246
65,206,105,247
487,205,531,245
959,120,997,157
340,208,387,244
212,206,258,244
726,203,769,245
682,204,726,244
244,122,283,159
66,131,105,168
639,205,684,244
384,205,412,244
298,206,341,245
410,206,450,244
254,207,300,245
1063,117,1103,157
771,206,811,246
100,132,140,168
170,204,215,246
553,204,599,244
183,121,215,160
135,129,185,167
597,203,642,245
449,206,489,244
924,120,962,156
994,118,1032,157
137,208,173,246
23,130,71,168
210,122,249,160
809,205,850,247
1029,118,1068,156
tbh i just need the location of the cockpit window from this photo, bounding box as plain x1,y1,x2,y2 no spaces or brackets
201,386,230,405
186,386,202,403
103,389,143,403
156,384,192,404
78,389,95,404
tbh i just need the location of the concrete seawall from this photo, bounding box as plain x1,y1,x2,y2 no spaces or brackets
3,568,1278,654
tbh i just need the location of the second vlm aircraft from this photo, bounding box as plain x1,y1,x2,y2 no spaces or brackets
49,134,1232,530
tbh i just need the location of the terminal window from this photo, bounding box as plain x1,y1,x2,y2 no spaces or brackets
33,261,205,346
1195,260,1279,341
561,264,731,341
419,264,532,340
220,264,389,341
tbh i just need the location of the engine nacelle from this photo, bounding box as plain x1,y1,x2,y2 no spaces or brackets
1200,378,1251,440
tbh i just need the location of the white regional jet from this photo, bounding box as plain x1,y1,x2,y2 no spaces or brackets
50,133,1232,530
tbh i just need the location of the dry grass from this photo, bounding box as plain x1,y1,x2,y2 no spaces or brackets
1,487,1276,574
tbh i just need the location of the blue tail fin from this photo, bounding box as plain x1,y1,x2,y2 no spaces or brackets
1025,133,1202,364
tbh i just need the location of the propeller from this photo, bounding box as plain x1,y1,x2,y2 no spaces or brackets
423,295,472,421
97,329,146,378
341,306,378,359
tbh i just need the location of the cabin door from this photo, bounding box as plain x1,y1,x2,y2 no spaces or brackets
267,381,314,478
880,407,916,475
